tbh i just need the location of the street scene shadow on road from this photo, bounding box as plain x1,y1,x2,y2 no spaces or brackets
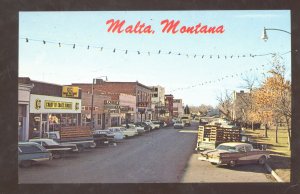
217,164,269,174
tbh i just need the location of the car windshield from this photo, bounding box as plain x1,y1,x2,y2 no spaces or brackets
175,121,182,123
216,145,236,151
181,117,189,119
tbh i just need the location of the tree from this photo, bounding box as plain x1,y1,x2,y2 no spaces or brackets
249,55,291,149
216,90,233,120
189,104,214,116
184,105,190,114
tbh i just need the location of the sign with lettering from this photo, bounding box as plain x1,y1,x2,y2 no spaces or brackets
62,86,79,98
104,100,119,105
30,94,81,113
104,104,120,109
44,100,73,109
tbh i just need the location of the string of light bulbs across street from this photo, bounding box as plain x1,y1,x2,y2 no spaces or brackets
20,37,290,60
21,37,291,93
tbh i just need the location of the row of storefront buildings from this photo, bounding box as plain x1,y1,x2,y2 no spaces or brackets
18,77,184,141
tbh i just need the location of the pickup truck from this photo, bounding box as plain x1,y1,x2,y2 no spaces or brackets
44,126,96,152
195,125,241,151
198,142,270,167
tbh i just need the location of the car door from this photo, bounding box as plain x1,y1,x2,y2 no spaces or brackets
245,144,260,164
235,145,248,164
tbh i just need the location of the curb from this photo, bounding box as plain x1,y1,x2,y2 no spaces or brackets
264,163,284,182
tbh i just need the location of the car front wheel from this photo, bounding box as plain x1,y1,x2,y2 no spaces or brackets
52,152,62,159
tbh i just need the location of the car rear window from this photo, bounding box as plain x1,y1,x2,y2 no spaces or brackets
216,145,236,151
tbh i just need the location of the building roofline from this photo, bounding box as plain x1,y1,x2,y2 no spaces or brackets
19,77,62,87
72,81,152,90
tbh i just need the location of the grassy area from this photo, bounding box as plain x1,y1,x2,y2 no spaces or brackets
244,127,291,182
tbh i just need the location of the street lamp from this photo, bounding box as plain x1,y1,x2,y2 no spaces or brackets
261,27,291,42
91,76,108,129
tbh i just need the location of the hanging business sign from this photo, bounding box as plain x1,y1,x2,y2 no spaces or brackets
62,86,79,98
30,94,81,114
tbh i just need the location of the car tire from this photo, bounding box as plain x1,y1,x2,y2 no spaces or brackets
258,156,267,165
229,160,236,168
52,152,61,159
20,160,32,168
77,145,84,152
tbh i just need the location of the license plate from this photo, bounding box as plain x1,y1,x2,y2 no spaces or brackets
104,141,109,144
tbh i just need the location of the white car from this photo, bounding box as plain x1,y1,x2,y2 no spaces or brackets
125,124,145,135
174,121,185,129
119,126,138,138
107,127,125,142
143,121,155,130
145,120,160,129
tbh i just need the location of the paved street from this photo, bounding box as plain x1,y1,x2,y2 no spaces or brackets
19,122,272,183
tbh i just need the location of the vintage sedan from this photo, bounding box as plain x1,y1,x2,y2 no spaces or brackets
92,129,115,146
124,124,145,135
198,142,270,167
118,126,139,137
135,122,151,132
29,138,78,159
107,127,125,142
18,142,52,167
173,121,185,129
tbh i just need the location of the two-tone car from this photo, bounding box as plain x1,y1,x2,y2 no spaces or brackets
18,142,52,167
29,138,78,159
198,142,270,167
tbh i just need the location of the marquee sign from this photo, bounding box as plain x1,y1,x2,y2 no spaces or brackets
30,94,81,114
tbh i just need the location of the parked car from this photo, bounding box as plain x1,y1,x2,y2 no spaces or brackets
106,127,126,142
92,129,115,146
145,120,160,129
124,124,145,135
18,142,52,168
173,121,185,129
153,120,167,128
143,120,156,130
135,122,151,132
29,138,78,159
120,126,138,138
198,142,270,167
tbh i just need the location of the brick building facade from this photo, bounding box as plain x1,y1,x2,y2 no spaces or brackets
81,92,111,129
72,80,152,122
164,94,174,117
